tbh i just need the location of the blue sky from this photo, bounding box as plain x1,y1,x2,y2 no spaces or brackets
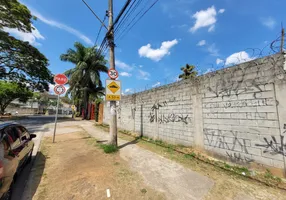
5,0,286,94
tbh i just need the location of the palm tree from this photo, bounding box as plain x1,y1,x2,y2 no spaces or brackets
178,64,198,80
60,42,108,119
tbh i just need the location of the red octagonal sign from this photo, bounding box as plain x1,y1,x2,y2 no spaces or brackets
54,74,68,85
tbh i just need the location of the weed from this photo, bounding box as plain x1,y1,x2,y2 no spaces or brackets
224,163,231,169
167,147,174,153
264,169,282,183
100,144,118,153
140,188,147,194
184,152,196,159
114,162,120,166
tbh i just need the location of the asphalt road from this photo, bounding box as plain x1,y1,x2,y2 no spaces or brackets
9,115,72,200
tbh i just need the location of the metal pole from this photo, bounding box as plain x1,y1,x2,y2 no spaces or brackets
108,0,117,146
53,94,60,143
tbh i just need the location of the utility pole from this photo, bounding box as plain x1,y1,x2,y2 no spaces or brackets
108,0,117,146
281,27,285,53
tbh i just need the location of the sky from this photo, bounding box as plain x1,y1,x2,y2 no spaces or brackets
5,0,286,94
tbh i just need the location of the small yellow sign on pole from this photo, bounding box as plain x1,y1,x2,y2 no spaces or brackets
106,80,121,101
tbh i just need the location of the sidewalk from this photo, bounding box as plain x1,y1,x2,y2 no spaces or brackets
80,122,214,200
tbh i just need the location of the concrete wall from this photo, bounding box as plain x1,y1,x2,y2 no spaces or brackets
104,53,286,171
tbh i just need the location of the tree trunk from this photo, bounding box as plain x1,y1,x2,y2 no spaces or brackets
0,106,6,115
83,87,89,120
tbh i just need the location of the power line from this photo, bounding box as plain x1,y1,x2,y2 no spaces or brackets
94,13,107,45
113,0,144,35
116,0,159,42
82,0,108,30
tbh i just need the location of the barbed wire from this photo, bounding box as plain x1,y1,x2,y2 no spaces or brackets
122,31,285,96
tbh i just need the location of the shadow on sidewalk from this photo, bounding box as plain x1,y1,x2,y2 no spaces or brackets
13,152,46,200
118,138,140,149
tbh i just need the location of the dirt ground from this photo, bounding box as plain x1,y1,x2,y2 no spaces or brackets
27,121,286,200
31,131,165,200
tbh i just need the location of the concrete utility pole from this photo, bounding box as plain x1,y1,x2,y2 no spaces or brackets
108,0,118,146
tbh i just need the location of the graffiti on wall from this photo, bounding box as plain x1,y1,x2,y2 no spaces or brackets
204,129,249,153
226,152,253,163
204,129,253,163
255,124,286,156
148,100,190,124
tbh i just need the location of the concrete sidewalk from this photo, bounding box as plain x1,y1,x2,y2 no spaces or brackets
80,122,214,200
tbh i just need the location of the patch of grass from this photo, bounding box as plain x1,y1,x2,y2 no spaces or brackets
99,144,118,153
140,188,147,194
184,152,196,159
114,162,120,166
264,169,282,183
224,163,231,169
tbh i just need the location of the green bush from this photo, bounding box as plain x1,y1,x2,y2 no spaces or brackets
100,144,118,153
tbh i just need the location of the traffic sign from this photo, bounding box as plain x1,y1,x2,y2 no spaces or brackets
54,74,68,85
54,85,66,95
108,69,119,79
71,105,76,110
106,80,121,101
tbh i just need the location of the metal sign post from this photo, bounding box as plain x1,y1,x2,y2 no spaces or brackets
53,83,67,143
53,94,60,143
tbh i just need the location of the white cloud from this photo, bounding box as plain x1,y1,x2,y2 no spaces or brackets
120,72,132,77
138,39,178,62
218,9,225,14
115,60,133,71
225,51,254,65
4,26,44,45
197,40,206,46
208,25,215,32
204,68,215,74
49,84,55,94
207,43,219,56
216,58,224,65
171,24,188,29
137,70,150,80
152,82,161,88
190,6,225,33
26,6,93,45
261,17,276,29
124,88,133,94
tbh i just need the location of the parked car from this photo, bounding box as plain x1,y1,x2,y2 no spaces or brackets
0,122,36,200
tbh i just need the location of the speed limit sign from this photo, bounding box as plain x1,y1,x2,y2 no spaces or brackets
54,85,66,95
108,69,119,79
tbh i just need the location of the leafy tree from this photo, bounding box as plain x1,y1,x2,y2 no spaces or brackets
0,0,34,32
60,42,108,119
61,96,72,105
178,64,198,80
0,81,33,114
0,0,53,91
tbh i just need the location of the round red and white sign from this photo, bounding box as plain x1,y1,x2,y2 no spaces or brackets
54,74,68,85
108,69,119,79
54,85,66,95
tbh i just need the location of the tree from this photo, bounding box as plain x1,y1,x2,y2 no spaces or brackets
61,96,72,105
60,42,108,119
0,81,33,114
0,0,34,32
178,64,198,80
0,0,53,91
